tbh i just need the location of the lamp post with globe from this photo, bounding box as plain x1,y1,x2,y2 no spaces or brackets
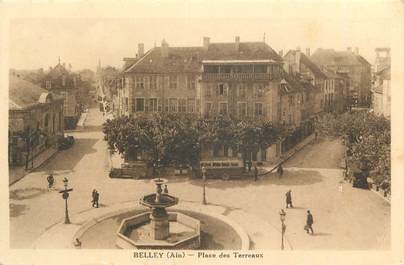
59,177,73,224
201,166,207,205
280,209,286,250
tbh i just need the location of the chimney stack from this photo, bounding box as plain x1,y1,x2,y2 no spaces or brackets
306,48,310,57
354,47,359,55
235,36,240,51
161,39,169,58
138,43,144,57
279,49,284,57
203,37,210,51
347,47,352,52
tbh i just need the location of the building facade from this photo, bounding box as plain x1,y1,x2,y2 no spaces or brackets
118,38,320,163
310,48,371,107
42,61,82,129
9,74,64,169
283,49,326,114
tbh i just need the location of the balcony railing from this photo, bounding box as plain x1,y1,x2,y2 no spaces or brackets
202,73,272,81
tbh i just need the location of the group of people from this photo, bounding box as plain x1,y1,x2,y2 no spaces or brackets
46,174,55,189
248,161,283,182
284,189,315,235
46,174,101,208
91,189,100,208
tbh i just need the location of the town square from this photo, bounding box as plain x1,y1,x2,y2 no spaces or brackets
5,2,394,255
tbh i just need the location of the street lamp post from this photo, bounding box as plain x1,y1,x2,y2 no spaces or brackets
280,209,286,250
202,166,207,205
59,177,73,224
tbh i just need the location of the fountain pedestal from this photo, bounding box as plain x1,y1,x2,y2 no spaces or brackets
116,178,201,249
150,207,169,240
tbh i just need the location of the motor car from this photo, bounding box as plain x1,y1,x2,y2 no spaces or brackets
59,135,75,150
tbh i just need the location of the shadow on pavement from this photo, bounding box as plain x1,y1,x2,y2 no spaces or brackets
186,170,323,189
9,187,49,200
285,206,306,210
35,138,99,172
9,203,29,217
312,232,332,237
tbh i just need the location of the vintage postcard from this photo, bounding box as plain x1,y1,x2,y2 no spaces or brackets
1,0,403,264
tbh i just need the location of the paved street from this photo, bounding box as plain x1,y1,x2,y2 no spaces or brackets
9,108,390,249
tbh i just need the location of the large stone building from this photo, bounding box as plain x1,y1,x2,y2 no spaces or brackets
9,74,64,170
121,39,202,118
283,49,326,115
117,37,319,163
310,48,371,107
42,60,82,129
321,68,350,113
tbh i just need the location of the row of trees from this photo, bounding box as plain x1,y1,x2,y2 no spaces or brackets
103,113,285,171
316,111,390,185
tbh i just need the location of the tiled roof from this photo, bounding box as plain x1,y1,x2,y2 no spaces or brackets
310,49,371,67
125,42,282,74
9,75,62,110
279,70,320,95
299,52,326,79
284,50,327,79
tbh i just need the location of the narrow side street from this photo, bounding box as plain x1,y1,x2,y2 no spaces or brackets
9,108,390,250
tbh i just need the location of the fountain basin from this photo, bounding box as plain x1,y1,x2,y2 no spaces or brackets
140,193,179,208
116,211,200,249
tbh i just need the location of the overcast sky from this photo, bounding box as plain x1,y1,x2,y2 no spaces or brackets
7,1,397,71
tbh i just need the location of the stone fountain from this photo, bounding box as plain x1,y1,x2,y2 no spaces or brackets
116,178,201,249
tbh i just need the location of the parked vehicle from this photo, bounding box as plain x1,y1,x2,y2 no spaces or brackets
59,135,75,150
200,160,244,180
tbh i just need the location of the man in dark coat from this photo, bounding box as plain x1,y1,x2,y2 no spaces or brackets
305,210,314,234
247,161,252,172
47,174,54,189
94,190,99,208
254,166,258,181
285,190,293,208
277,163,284,178
92,189,99,208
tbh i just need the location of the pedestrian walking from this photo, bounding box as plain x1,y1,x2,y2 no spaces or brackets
277,163,284,178
285,190,293,208
91,189,99,208
47,174,54,189
254,165,258,181
163,184,168,194
304,210,314,234
94,190,100,208
247,161,252,172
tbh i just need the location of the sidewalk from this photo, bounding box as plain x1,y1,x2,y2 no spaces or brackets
9,146,58,186
260,134,315,175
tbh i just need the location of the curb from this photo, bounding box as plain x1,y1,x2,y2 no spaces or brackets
9,147,59,186
370,188,391,204
261,134,315,175
35,202,252,250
